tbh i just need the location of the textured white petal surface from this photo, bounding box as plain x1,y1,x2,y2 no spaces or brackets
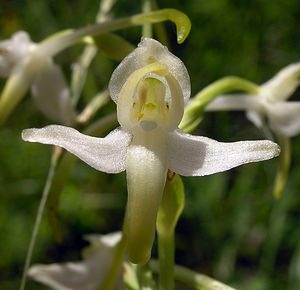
260,62,300,102
31,61,76,125
266,101,300,137
109,37,190,104
22,125,131,173
168,130,280,176
28,232,124,290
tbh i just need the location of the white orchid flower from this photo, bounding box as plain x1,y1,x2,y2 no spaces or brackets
22,38,280,264
0,31,75,125
206,63,300,138
28,232,124,290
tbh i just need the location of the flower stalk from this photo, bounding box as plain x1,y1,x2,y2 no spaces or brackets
273,134,291,199
149,260,237,290
39,9,191,57
180,76,259,133
157,173,185,290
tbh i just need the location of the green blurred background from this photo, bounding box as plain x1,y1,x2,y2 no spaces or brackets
0,0,300,289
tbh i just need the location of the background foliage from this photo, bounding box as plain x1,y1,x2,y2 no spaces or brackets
0,1,300,289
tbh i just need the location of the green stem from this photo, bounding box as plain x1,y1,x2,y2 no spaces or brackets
156,174,184,290
273,134,291,199
20,147,62,290
71,43,98,106
149,260,237,290
158,232,174,290
39,9,191,57
151,0,170,47
142,0,153,37
180,76,259,133
76,90,110,124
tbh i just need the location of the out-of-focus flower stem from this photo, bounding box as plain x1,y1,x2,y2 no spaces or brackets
149,260,237,290
20,146,62,290
273,134,291,199
39,9,191,57
180,76,259,133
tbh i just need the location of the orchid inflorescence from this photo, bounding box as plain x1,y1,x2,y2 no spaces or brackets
2,3,299,290
22,37,280,267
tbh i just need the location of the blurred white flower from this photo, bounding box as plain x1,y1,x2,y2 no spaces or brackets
0,31,75,125
206,63,300,137
22,38,280,264
0,31,35,77
28,232,124,290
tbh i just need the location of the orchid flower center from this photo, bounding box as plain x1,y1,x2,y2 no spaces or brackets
116,61,184,133
133,77,169,131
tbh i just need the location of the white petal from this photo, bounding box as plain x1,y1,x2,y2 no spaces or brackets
266,101,300,137
246,109,274,139
246,109,265,129
168,130,280,176
31,61,76,125
28,232,124,290
0,31,35,77
29,263,98,290
83,232,122,258
22,126,131,173
109,37,190,104
260,62,300,102
125,127,168,264
206,95,262,112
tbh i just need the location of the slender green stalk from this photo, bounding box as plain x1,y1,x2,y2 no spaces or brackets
157,232,174,290
150,0,170,46
20,147,62,290
76,90,110,124
149,260,237,290
71,43,98,106
273,134,291,199
156,174,185,290
180,76,259,133
142,0,153,37
39,9,191,57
